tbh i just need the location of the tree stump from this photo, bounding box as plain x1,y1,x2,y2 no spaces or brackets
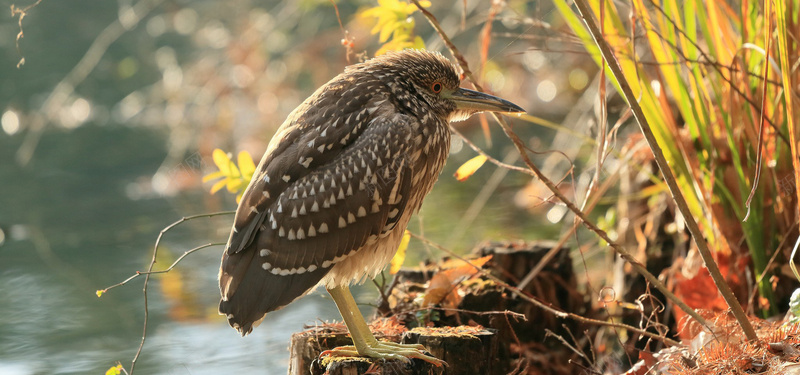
402,326,499,375
288,324,497,375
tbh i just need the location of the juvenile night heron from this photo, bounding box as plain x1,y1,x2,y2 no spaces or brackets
218,49,524,364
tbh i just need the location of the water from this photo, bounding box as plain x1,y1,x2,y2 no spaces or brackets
0,125,375,374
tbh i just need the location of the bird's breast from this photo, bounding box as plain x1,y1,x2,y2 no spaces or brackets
406,118,451,209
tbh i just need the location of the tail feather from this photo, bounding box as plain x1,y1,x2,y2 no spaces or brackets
218,246,329,335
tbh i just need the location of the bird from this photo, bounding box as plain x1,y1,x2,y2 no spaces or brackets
218,49,525,364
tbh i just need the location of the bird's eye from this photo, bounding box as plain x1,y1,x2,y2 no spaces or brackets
431,82,443,93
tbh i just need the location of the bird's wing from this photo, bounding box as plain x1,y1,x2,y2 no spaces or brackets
225,76,388,256
218,112,416,335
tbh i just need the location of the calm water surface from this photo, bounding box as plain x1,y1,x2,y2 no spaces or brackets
0,126,379,374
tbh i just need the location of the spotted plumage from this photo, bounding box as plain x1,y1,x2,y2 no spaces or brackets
218,49,524,336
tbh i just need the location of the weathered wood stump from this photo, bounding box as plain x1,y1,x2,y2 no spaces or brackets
402,327,499,375
288,323,497,375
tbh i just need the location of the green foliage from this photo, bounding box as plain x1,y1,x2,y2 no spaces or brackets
554,0,800,315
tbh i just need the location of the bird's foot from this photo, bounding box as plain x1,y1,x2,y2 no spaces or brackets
319,341,446,367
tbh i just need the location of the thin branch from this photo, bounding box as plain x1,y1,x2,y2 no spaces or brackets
412,0,712,334
449,125,532,176
97,242,224,295
10,0,44,67
124,211,232,374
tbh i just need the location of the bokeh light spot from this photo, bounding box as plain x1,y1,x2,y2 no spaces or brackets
2,110,20,135
568,69,588,90
536,80,557,102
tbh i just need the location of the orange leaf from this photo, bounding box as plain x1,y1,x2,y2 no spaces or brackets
422,255,492,308
454,155,488,182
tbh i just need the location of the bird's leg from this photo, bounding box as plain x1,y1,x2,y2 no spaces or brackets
322,285,445,367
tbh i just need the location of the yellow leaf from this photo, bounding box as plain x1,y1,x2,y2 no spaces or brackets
96,290,105,297
454,155,488,182
105,364,123,375
210,179,228,194
225,177,242,193
237,151,256,181
202,170,225,183
412,35,425,49
390,231,411,274
211,149,234,175
378,20,401,42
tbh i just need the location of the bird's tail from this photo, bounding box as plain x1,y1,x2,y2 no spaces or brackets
218,245,329,336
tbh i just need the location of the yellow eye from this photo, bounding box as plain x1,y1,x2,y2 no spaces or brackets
431,82,443,93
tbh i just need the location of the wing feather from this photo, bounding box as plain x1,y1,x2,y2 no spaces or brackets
218,112,417,335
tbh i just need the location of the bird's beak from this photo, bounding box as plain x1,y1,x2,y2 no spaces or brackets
446,87,526,114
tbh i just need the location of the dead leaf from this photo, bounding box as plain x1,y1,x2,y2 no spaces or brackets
422,255,492,311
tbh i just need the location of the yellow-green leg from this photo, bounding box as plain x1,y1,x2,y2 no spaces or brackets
322,285,445,366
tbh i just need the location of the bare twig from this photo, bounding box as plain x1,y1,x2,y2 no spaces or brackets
97,242,223,295
449,125,532,176
10,0,44,67
412,0,711,334
108,211,233,374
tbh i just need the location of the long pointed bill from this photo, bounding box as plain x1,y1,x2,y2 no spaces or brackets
447,87,526,114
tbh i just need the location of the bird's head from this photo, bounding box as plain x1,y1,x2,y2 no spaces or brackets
368,49,526,122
